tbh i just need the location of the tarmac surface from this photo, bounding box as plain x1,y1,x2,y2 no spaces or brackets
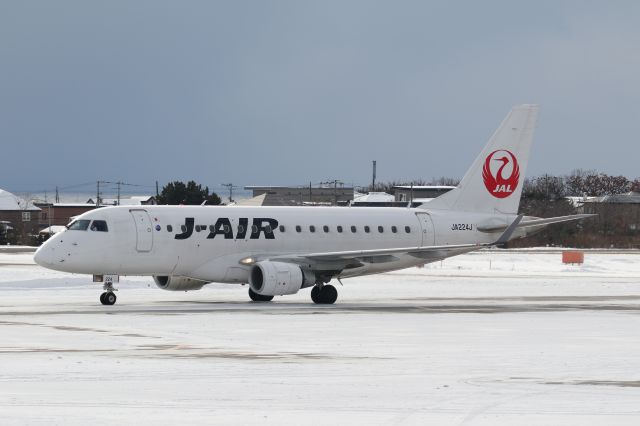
0,250,639,425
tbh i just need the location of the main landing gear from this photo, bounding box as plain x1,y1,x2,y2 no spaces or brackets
247,285,338,304
311,284,338,305
100,282,117,306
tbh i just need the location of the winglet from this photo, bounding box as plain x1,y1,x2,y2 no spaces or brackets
494,215,524,245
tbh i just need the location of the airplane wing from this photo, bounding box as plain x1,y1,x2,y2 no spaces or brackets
266,216,524,267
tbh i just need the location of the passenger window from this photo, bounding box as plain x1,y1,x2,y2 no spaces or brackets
309,225,316,233
364,226,370,233
323,225,329,233
378,226,384,233
279,225,285,232
238,225,245,234
391,226,397,233
337,226,343,233
265,225,272,233
90,220,108,232
224,225,231,233
351,226,357,233
167,225,173,232
251,225,258,233
405,226,411,233
296,225,302,233
195,225,201,232
181,225,187,233
68,220,90,231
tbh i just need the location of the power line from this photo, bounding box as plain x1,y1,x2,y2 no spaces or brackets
96,180,152,206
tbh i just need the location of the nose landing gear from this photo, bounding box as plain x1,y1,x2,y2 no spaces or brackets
100,282,117,305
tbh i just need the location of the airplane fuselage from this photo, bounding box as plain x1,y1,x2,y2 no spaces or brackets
35,205,512,282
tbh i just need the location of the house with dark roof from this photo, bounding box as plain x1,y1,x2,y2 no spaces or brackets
0,189,41,244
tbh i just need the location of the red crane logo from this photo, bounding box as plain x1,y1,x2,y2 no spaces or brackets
482,150,520,198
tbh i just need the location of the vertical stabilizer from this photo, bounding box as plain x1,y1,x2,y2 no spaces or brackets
425,104,538,214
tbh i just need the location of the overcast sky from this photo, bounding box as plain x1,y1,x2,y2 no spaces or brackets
2,1,639,195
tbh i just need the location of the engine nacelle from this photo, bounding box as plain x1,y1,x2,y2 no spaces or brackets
153,275,209,291
249,261,315,296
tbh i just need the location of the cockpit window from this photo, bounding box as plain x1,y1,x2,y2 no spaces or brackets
90,220,108,232
67,220,90,231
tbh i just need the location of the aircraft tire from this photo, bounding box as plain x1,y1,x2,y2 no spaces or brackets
248,288,274,302
104,292,117,305
312,285,337,304
320,285,338,305
100,292,107,305
311,286,321,304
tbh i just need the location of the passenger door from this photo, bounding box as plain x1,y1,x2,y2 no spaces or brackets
130,209,153,252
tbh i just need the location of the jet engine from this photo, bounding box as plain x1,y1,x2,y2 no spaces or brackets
249,261,315,296
153,275,209,291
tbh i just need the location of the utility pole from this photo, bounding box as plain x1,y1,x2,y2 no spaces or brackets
221,183,235,203
55,186,59,203
155,180,159,198
96,180,141,206
321,179,343,206
409,183,414,208
372,160,376,191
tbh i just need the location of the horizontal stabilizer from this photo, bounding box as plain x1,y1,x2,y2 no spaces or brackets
494,215,524,244
477,214,597,233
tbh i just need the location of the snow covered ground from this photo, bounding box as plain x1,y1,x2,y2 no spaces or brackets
1,250,639,425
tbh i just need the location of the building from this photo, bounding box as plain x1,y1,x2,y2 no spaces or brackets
0,189,41,244
393,186,455,203
34,196,157,230
35,203,97,228
350,192,422,207
87,195,157,206
245,186,354,206
582,192,640,236
352,192,394,203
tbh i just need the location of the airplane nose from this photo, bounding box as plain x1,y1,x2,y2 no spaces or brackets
34,244,54,266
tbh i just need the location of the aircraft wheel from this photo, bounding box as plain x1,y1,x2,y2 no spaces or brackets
104,292,117,305
312,285,337,305
311,286,321,304
320,285,338,304
249,288,274,302
99,292,107,305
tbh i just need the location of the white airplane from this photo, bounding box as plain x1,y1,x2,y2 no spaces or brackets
34,105,592,306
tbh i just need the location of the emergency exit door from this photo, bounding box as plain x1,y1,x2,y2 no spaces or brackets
130,209,153,252
416,213,435,246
